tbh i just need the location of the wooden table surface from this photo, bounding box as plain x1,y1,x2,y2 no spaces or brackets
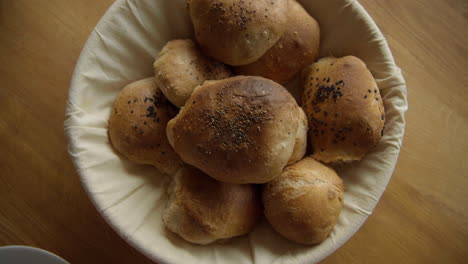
1,0,467,263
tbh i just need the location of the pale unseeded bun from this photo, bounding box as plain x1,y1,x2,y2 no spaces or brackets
263,157,344,245
153,39,232,107
288,107,308,164
235,0,320,84
188,0,289,66
301,56,386,163
108,78,183,175
162,166,260,245
167,76,300,184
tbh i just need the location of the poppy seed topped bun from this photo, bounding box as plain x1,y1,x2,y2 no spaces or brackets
108,77,183,175
166,76,301,184
301,56,385,164
188,0,290,66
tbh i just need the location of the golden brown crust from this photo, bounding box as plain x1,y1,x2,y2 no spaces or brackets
263,157,344,245
188,0,289,66
108,77,183,175
167,76,300,184
301,56,385,163
288,107,308,164
235,0,320,84
153,39,232,107
162,166,260,245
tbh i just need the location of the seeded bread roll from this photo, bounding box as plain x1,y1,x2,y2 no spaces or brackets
301,56,385,163
154,39,232,107
188,0,289,66
288,107,308,164
263,157,344,245
167,76,300,184
108,78,183,175
163,166,260,245
235,0,320,85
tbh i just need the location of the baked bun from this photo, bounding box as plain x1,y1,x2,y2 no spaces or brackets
301,56,385,163
162,166,260,245
235,0,320,84
188,0,289,66
167,76,300,184
287,107,308,164
263,157,344,245
153,39,232,107
108,77,183,175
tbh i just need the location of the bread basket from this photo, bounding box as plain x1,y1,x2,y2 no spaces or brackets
65,0,407,263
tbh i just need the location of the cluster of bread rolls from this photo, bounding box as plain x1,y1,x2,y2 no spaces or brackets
107,0,385,247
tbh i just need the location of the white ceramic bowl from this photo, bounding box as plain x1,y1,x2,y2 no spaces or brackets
0,246,69,264
65,0,407,263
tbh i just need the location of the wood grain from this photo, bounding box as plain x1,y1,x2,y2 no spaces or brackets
0,0,467,263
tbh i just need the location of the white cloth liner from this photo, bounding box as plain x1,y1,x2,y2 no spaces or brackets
64,0,408,263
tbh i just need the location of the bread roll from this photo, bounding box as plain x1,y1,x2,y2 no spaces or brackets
153,39,232,107
263,157,344,245
287,107,308,164
167,76,300,184
301,56,385,163
108,78,183,175
163,166,260,245
188,0,289,66
235,0,320,84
